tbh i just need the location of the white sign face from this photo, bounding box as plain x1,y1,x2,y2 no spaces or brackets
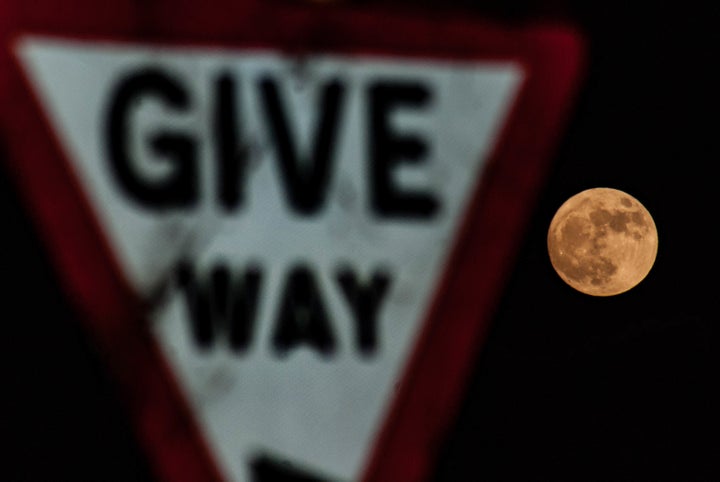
18,37,522,481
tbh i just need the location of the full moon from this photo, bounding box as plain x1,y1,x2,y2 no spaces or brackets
547,187,658,296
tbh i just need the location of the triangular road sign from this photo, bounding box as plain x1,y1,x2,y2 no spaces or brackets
0,2,584,481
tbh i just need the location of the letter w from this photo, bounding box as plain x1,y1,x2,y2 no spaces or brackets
176,261,262,353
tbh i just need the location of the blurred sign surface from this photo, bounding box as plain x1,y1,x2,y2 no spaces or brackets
0,2,583,481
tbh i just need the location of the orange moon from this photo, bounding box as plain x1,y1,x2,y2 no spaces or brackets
547,187,658,296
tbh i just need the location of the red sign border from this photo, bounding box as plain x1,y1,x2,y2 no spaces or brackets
0,2,584,481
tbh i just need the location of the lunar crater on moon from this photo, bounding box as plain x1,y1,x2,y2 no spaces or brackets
548,188,658,296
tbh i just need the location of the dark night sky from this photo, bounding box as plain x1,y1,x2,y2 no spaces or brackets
1,1,719,481
436,1,720,480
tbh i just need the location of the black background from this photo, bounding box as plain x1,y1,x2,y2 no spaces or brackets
1,1,718,481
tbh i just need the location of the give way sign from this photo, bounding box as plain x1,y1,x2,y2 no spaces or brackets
0,1,584,481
